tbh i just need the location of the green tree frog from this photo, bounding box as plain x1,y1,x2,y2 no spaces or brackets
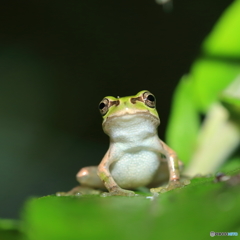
76,90,184,196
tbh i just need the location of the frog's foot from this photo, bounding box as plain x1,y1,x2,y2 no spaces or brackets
101,187,138,197
150,179,189,194
56,186,102,196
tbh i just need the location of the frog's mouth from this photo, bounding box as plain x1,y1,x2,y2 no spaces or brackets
102,111,160,131
104,110,158,121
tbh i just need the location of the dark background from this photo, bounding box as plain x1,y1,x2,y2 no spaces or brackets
0,0,232,218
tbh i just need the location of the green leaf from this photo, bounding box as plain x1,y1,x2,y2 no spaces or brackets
22,172,240,240
191,59,240,112
219,156,240,173
183,103,240,177
203,0,240,57
0,219,23,240
220,75,240,124
166,75,200,163
167,0,240,174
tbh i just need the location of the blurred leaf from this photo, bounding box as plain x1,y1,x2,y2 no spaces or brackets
184,103,240,176
22,170,240,240
203,0,240,57
0,219,20,231
219,156,240,173
220,75,240,125
183,74,240,176
0,219,23,240
166,75,200,163
167,0,240,174
191,59,240,112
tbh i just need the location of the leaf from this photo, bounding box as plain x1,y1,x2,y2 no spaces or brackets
203,0,240,58
166,75,200,163
0,219,23,240
167,0,240,173
220,75,240,125
22,171,240,240
184,103,240,176
191,59,240,112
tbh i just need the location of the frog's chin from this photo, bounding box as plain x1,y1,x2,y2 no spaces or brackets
102,112,160,137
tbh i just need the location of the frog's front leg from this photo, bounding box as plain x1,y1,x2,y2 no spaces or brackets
98,151,137,196
151,140,186,193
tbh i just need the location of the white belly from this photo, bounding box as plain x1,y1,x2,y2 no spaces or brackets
110,151,160,189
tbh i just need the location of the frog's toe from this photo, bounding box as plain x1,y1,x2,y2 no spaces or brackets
150,180,188,194
56,192,68,196
102,188,137,197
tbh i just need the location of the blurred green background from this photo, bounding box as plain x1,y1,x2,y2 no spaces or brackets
0,0,232,219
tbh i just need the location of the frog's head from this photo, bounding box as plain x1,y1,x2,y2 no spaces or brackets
98,90,160,134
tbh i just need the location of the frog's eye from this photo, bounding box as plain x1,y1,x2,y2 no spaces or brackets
99,98,109,116
143,92,156,108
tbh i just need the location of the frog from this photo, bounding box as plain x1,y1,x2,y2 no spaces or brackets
66,90,185,196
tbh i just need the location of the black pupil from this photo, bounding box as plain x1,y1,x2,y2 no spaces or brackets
147,94,155,102
99,102,106,110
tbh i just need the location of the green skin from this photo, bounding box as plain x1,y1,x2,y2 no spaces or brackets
102,90,159,123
